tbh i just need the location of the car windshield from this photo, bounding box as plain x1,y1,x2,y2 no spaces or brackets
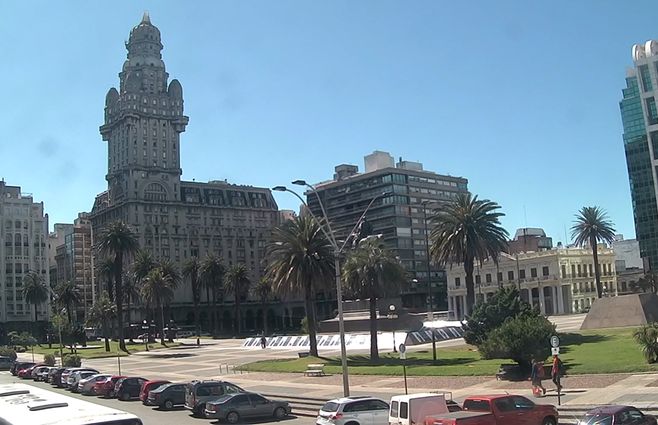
321,402,340,412
581,414,613,425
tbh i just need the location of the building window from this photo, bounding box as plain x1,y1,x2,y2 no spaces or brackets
475,275,481,284
640,65,653,92
508,271,514,281
542,266,549,276
530,268,537,278
485,273,492,283
519,269,526,279
561,265,567,278
454,277,460,287
497,272,503,282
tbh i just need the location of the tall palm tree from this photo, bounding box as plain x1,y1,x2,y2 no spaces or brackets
430,193,508,316
122,272,141,337
22,271,49,325
86,292,116,352
53,280,81,324
97,221,139,352
141,268,175,345
97,258,116,303
343,238,406,362
200,255,225,336
254,277,272,335
132,250,155,283
183,257,202,338
571,206,616,299
266,215,334,357
224,264,251,335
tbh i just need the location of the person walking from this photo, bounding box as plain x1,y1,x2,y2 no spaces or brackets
531,358,546,396
551,355,564,392
260,335,267,349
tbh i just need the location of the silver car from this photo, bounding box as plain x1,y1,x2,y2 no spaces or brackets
67,369,98,391
317,396,389,425
78,373,112,395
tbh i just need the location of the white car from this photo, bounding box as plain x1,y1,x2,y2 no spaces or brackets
317,396,389,425
67,370,98,391
77,373,112,395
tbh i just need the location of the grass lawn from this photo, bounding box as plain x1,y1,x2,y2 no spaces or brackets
26,339,182,360
240,327,658,376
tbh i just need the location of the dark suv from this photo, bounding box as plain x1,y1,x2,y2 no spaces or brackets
114,377,148,401
0,356,13,371
147,383,187,410
184,380,244,417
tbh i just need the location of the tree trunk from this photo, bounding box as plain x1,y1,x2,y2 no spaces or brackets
212,290,218,337
369,282,379,362
103,322,110,352
591,235,603,299
262,300,268,335
464,257,475,316
192,277,200,339
114,255,127,352
304,285,318,357
159,302,165,346
66,302,72,325
234,284,241,335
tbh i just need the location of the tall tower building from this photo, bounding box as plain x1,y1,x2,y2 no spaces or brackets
91,14,279,331
620,40,658,270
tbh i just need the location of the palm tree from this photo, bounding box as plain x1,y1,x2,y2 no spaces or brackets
182,257,202,338
97,221,139,352
86,292,116,352
430,193,508,316
200,255,225,336
343,238,406,362
266,215,334,357
224,264,251,335
571,206,616,299
53,280,81,324
97,258,116,303
132,250,155,283
122,272,141,337
22,271,49,325
254,277,272,335
141,268,175,345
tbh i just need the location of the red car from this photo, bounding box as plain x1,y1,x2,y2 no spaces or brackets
94,375,126,398
579,405,657,425
18,364,42,379
140,380,170,403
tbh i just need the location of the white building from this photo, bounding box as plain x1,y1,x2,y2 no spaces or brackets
446,247,617,319
0,181,50,323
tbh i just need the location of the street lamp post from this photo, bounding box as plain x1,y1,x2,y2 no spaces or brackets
273,181,390,397
388,304,397,352
421,201,437,363
142,320,149,352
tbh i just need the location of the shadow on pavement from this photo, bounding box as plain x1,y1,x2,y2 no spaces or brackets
143,353,197,359
208,415,298,424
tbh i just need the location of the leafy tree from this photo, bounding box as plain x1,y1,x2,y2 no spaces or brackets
429,193,508,315
53,281,81,324
62,354,81,367
183,257,202,337
462,286,536,346
200,255,225,336
632,272,658,294
97,258,117,303
8,331,37,351
97,221,139,352
634,323,658,364
266,215,334,357
343,238,406,362
86,292,116,352
224,264,251,335
22,271,49,325
254,278,272,335
571,206,616,299
0,347,17,361
122,272,140,332
141,268,175,345
478,315,555,371
43,353,56,366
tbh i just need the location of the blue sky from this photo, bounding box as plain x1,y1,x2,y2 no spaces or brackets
1,1,656,243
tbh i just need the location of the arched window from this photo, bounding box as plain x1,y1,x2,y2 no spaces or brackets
144,183,167,201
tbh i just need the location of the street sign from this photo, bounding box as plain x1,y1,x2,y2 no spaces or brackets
550,336,560,348
551,347,560,356
399,343,406,354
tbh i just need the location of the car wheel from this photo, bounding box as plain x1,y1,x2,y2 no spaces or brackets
164,399,174,410
193,405,204,418
226,411,240,424
274,407,287,420
119,392,128,401
542,417,557,425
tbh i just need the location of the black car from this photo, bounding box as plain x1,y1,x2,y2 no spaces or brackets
115,377,148,401
204,392,291,424
146,383,187,410
47,367,66,384
10,361,34,376
0,356,13,371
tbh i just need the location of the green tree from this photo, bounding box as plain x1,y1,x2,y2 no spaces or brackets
97,258,116,303
200,255,225,336
53,280,81,325
22,271,49,325
633,272,658,294
86,292,116,352
429,193,508,315
182,257,202,338
141,268,175,345
97,221,139,352
266,215,334,357
634,323,658,364
571,206,616,299
343,238,406,362
254,278,272,335
8,331,37,351
224,264,251,335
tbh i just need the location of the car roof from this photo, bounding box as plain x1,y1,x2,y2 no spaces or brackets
327,396,381,404
587,405,636,415
464,394,516,400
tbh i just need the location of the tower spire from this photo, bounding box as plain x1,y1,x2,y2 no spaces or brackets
141,11,151,24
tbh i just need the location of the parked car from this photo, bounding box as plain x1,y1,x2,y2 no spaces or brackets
205,392,291,423
34,366,56,382
318,396,390,425
10,361,34,376
48,367,66,385
578,405,658,425
78,373,112,395
68,370,99,392
147,383,187,410
95,375,126,397
114,377,148,401
139,380,170,402
0,356,14,371
60,367,87,388
18,364,41,379
184,380,245,417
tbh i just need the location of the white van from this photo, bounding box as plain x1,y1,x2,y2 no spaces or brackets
389,393,450,425
0,383,142,425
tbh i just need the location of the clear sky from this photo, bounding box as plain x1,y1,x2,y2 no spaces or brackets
1,1,656,244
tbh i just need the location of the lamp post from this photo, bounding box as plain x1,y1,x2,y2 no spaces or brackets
420,201,437,363
273,181,390,397
142,320,149,352
388,304,397,352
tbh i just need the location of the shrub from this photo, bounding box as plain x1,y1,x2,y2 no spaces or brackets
633,323,658,363
0,346,17,361
478,314,556,370
62,354,81,367
43,353,56,366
